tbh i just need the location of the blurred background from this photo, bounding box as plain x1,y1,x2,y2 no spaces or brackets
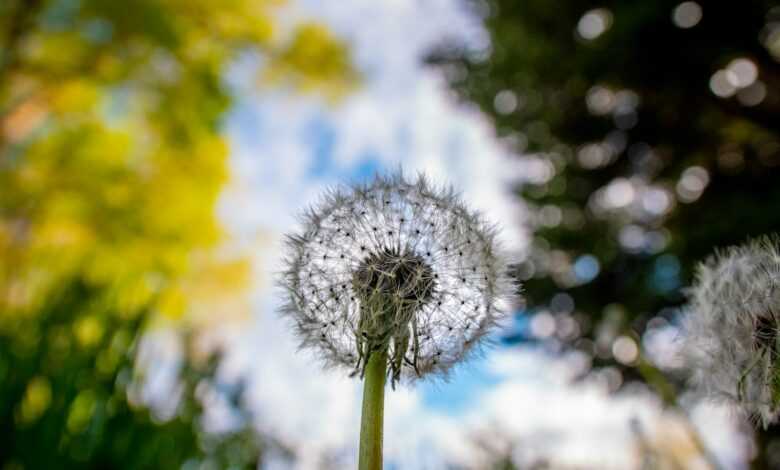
1,0,779,468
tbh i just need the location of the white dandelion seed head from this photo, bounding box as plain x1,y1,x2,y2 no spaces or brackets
279,172,518,386
681,235,780,428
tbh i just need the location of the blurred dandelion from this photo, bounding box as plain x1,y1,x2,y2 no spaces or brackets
279,172,516,468
681,235,780,428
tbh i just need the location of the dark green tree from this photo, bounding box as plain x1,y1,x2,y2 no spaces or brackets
434,0,780,467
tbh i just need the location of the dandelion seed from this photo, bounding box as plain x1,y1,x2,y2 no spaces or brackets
279,172,516,386
681,235,780,428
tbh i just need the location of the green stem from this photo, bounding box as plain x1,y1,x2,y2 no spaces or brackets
358,350,387,470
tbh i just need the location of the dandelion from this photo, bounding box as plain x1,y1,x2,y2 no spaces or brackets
279,172,516,468
681,235,780,428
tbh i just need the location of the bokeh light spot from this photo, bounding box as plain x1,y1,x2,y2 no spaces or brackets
676,166,710,203
493,90,518,115
577,9,613,40
672,2,702,29
612,336,639,365
726,58,758,88
530,311,556,338
573,254,600,284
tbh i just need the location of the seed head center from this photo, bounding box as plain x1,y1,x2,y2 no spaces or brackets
353,248,436,307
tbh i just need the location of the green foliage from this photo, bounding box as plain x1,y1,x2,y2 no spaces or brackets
435,0,780,465
0,0,355,467
0,281,264,469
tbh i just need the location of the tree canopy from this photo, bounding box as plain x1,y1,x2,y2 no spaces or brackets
434,1,780,466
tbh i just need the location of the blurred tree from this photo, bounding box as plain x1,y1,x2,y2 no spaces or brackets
0,0,355,468
434,0,780,466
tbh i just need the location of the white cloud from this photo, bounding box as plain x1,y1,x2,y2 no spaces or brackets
221,0,525,248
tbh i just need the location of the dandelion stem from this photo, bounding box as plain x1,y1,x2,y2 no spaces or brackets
359,349,387,470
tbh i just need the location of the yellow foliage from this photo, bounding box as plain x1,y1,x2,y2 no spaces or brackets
0,0,357,332
264,23,359,98
74,315,105,348
66,389,97,433
17,377,52,425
